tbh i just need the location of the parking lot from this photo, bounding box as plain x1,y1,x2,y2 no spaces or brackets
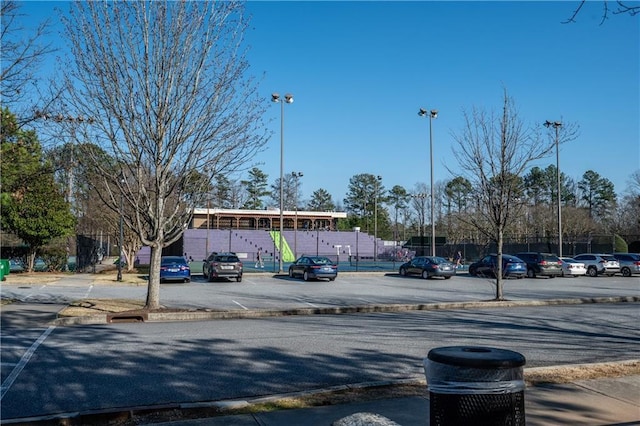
2,271,638,314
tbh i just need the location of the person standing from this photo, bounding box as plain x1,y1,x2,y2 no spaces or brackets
454,251,462,268
255,248,264,268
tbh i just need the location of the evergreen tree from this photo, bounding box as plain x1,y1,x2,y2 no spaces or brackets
307,188,335,211
241,167,269,209
578,170,617,221
0,108,75,271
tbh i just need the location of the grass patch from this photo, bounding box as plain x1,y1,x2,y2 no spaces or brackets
58,299,146,317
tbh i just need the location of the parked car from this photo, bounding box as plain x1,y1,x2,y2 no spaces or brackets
612,253,640,277
559,257,587,278
33,258,49,272
399,256,456,279
159,256,191,283
288,256,337,281
203,252,243,282
515,252,563,278
468,254,526,279
572,254,620,277
9,259,24,273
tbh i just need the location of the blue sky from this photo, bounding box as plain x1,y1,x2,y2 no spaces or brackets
16,1,640,206
245,1,639,205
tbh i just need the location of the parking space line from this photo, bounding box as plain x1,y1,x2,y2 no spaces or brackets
82,284,94,298
1,326,55,400
232,300,249,310
24,285,47,300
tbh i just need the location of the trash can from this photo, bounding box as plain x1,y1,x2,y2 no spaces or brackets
424,346,526,426
0,259,8,281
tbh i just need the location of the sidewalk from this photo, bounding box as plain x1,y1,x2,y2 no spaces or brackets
144,373,640,425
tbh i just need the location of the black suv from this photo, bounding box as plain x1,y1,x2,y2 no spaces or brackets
203,252,243,282
515,252,563,278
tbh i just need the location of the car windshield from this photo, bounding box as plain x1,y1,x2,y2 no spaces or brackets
602,255,617,261
431,257,449,264
311,257,332,264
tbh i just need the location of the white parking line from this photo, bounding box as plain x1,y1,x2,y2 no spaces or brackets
1,326,55,400
82,284,94,298
232,300,249,310
24,285,47,300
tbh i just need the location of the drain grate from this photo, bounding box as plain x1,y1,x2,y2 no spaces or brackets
107,313,147,323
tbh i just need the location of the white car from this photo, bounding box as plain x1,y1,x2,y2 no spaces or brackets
559,257,587,277
572,253,620,277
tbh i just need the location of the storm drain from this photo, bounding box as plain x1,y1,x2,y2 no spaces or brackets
107,312,147,323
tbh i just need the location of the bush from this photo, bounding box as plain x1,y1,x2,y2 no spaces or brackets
614,234,628,253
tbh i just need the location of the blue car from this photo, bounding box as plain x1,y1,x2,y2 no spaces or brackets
468,254,526,279
159,256,191,283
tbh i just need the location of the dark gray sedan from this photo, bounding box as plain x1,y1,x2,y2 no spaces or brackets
288,256,337,281
399,256,456,279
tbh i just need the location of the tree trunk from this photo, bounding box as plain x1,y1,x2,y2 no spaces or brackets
496,230,504,300
146,246,162,309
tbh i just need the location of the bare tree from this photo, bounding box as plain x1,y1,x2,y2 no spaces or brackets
627,170,640,195
563,0,639,25
449,90,555,300
1,1,56,118
55,1,269,309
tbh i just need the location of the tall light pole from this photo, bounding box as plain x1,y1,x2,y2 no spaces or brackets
418,108,438,256
374,175,382,262
545,120,563,257
292,171,303,260
272,92,294,273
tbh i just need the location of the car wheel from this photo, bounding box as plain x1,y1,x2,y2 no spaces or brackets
303,271,310,281
289,268,294,278
185,278,190,283
329,277,335,281
587,266,598,277
621,267,631,277
399,267,407,276
422,270,429,279
236,276,242,282
468,267,476,277
444,276,452,280
548,276,555,279
526,269,535,278
207,270,214,282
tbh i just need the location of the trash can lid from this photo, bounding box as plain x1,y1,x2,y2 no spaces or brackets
427,346,525,369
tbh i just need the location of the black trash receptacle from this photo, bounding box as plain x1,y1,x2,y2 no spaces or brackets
424,346,526,426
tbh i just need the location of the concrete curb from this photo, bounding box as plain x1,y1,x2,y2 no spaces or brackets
51,295,640,326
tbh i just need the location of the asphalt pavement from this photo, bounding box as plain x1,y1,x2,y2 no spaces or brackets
1,272,639,425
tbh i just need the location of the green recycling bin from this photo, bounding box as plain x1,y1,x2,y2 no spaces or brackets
0,259,9,281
